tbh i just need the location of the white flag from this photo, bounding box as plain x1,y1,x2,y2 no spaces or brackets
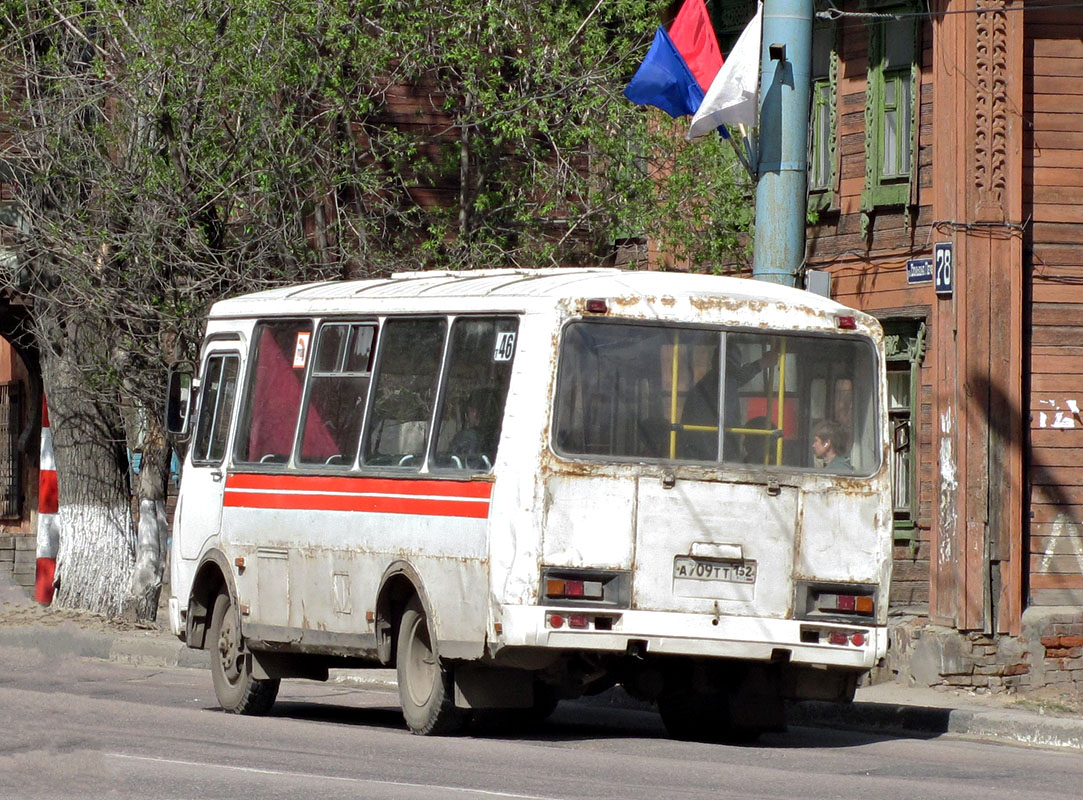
687,2,763,139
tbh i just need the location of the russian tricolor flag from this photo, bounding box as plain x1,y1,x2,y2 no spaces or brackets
623,0,723,119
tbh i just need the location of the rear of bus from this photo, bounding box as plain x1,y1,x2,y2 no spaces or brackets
498,288,891,740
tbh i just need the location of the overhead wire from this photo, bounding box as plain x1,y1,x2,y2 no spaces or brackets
818,1,1083,21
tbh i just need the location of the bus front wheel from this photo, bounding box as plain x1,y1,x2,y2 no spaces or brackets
396,596,467,735
209,588,279,715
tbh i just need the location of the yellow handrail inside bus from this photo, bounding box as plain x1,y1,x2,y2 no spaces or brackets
669,333,679,460
775,338,787,465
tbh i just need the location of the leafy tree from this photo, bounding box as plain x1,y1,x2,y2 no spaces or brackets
0,0,750,618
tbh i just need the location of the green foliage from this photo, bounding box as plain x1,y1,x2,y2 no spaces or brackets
0,0,751,392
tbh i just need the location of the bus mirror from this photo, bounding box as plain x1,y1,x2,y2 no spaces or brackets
166,366,194,437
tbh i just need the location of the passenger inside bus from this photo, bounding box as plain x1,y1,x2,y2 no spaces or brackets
681,344,778,461
740,416,782,465
812,419,853,474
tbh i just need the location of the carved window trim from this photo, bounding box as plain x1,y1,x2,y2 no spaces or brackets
882,318,927,543
808,12,839,213
861,4,920,231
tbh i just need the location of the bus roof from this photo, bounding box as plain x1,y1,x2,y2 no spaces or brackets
209,268,860,320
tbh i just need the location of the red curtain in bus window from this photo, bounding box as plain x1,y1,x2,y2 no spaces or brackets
246,326,335,462
743,397,798,439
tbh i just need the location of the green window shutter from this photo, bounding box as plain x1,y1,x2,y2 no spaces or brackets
882,319,927,546
861,6,919,232
808,12,838,212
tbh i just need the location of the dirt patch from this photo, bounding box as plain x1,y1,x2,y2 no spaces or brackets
0,599,163,634
1006,684,1083,718
0,573,164,634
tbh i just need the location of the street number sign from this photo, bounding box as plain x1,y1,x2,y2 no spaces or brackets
934,242,953,296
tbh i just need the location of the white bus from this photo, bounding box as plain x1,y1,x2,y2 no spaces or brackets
166,268,892,741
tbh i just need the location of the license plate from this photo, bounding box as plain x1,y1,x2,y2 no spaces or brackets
673,557,757,584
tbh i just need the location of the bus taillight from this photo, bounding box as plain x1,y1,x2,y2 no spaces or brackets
545,578,603,600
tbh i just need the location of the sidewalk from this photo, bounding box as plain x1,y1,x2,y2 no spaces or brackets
2,603,1082,751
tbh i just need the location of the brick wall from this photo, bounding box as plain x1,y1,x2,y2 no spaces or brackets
883,609,1083,693
0,533,35,596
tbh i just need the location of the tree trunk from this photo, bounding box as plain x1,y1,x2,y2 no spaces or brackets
43,345,135,618
124,420,170,621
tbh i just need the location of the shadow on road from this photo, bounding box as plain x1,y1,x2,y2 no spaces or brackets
243,694,938,751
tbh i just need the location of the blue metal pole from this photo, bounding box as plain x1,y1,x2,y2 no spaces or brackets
753,0,814,287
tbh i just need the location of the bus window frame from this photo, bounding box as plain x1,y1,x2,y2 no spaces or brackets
359,315,450,473
550,317,883,477
293,317,380,470
426,314,521,475
232,317,315,469
190,350,243,468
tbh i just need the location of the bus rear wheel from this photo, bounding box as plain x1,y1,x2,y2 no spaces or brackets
396,597,467,735
209,588,279,715
658,686,760,744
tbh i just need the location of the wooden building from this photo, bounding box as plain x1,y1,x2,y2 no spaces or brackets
796,0,1083,688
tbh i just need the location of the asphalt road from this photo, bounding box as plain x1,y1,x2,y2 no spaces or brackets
3,645,1083,800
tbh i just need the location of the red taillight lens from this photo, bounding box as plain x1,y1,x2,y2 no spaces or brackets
568,614,589,629
545,577,604,600
836,315,856,329
838,594,856,611
828,631,848,646
548,613,564,629
586,298,608,314
850,632,866,646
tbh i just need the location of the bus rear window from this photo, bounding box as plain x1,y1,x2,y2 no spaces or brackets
553,322,880,475
234,320,312,465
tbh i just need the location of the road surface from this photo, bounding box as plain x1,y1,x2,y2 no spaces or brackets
1,645,1080,800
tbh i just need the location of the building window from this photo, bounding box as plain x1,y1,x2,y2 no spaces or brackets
0,382,23,519
862,8,919,216
808,15,837,208
882,319,926,543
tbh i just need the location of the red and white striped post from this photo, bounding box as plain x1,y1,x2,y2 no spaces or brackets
35,396,59,605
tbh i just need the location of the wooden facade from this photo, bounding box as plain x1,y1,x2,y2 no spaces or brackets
806,0,1083,644
1026,4,1083,608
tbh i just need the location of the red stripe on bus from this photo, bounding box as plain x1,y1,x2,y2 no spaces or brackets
225,472,493,499
223,489,490,519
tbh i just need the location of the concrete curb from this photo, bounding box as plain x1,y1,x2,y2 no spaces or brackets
789,699,1083,751
0,625,207,669
3,624,1082,751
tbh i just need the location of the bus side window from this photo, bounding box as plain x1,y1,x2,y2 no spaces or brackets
431,317,518,471
192,354,239,464
233,320,312,466
297,323,376,466
361,317,446,469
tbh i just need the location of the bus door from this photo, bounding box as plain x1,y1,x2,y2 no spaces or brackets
177,339,244,562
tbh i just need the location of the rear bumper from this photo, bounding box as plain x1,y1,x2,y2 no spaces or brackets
497,605,885,670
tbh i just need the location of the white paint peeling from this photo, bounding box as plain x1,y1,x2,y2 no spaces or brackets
1039,513,1083,575
1052,413,1076,429
938,410,957,564
1035,399,1080,428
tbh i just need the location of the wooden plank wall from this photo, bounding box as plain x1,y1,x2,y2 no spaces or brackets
806,18,937,609
1026,8,1083,606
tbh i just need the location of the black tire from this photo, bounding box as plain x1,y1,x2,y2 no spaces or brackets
209,589,279,715
527,682,559,723
396,597,467,735
658,687,760,744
